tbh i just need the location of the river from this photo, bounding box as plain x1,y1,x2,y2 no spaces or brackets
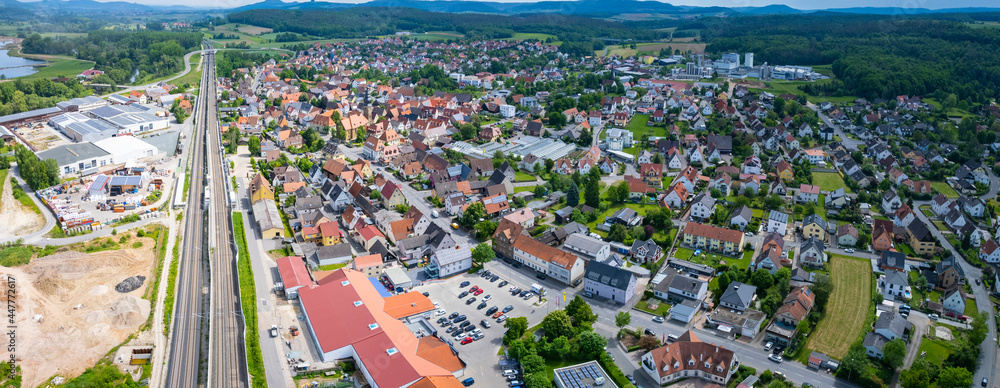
0,40,45,79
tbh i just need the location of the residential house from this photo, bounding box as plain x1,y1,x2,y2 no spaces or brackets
561,233,611,263
766,210,790,236
583,261,637,303
799,237,827,268
882,190,902,214
837,224,859,247
873,219,894,252
640,331,739,386
765,286,815,346
879,251,907,273
512,236,585,286
864,311,911,359
907,220,936,256
728,205,753,231
630,238,663,263
801,214,827,240
719,282,757,312
682,222,745,255
688,193,716,221
796,184,820,204
942,289,966,314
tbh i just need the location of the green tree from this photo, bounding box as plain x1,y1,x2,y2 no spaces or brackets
608,224,627,242
545,159,555,175
837,344,869,381
584,177,600,207
937,367,973,388
472,243,495,265
811,274,834,311
882,338,906,369
521,352,546,374
615,311,631,329
504,317,529,344
534,185,547,199
900,368,930,388
248,135,261,155
577,330,606,359
460,202,486,229
474,220,498,241
566,182,580,207
565,295,597,328
524,372,554,388
541,310,574,340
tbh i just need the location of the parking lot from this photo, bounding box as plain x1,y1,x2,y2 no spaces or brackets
412,270,542,388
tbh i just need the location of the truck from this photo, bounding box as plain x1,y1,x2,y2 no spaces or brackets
530,283,545,295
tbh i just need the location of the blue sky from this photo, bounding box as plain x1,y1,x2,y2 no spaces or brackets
51,0,995,10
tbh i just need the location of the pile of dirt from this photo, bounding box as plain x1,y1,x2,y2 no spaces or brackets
88,285,108,296
105,295,150,330
114,276,146,293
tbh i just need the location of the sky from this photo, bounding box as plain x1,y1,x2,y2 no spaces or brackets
30,0,995,10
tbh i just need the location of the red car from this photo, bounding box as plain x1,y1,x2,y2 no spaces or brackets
473,289,484,296
461,337,473,345
470,286,479,292
959,315,968,322
945,311,956,318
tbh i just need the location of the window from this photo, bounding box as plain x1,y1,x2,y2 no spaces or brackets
688,359,695,367
353,301,363,307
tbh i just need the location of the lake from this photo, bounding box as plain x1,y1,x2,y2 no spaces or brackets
0,40,45,79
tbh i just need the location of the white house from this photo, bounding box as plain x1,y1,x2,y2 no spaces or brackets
430,245,473,278
942,289,965,314
500,104,516,118
766,210,789,236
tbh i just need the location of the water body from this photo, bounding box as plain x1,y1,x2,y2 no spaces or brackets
0,40,45,79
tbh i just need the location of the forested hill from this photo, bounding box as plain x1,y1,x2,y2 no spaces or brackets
702,14,1000,104
226,7,668,42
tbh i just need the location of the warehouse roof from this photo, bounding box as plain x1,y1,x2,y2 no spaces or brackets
36,142,110,166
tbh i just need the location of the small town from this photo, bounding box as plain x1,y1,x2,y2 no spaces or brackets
0,3,999,388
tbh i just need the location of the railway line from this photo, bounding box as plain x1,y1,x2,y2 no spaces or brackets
165,43,248,388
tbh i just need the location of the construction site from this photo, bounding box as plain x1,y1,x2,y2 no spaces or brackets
0,232,159,388
0,172,45,237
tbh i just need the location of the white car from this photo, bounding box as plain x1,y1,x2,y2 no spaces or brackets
434,309,446,316
483,295,492,301
768,354,783,363
845,248,855,253
764,341,773,351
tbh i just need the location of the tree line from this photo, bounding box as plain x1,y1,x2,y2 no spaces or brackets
21,30,203,85
226,7,668,43
702,14,1000,105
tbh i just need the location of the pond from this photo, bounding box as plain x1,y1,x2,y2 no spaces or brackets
0,40,45,79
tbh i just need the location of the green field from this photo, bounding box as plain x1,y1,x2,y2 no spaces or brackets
917,338,952,366
514,171,537,182
924,97,974,119
748,78,857,104
171,53,203,90
806,255,872,359
811,172,851,193
7,48,96,80
931,181,959,198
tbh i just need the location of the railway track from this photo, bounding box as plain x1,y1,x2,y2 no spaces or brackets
165,43,248,388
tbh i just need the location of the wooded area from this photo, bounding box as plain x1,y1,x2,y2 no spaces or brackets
21,30,204,85
702,15,1000,103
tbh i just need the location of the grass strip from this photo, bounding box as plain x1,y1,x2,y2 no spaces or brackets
233,212,266,388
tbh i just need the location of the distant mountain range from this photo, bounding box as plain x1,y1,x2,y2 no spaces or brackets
3,0,1000,15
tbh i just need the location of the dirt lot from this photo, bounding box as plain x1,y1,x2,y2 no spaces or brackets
15,123,70,152
237,25,273,35
0,238,156,387
0,172,44,236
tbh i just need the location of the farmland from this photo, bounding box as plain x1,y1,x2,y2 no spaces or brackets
598,42,707,57
806,255,872,359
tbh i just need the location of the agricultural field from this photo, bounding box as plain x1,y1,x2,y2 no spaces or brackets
806,255,872,359
811,172,851,193
598,42,707,58
505,33,557,41
400,31,465,41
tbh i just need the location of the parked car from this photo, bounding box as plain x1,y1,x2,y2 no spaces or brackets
459,291,469,298
503,305,514,313
765,342,774,351
497,315,508,323
498,280,508,287
473,289,484,296
644,328,656,336
486,306,499,315
460,281,470,288
454,315,467,323
470,286,480,292
466,297,477,305
462,378,475,386
461,337,473,345
652,316,664,323
845,248,854,253
483,294,492,301
583,291,593,298
536,273,547,280
481,319,492,328
502,370,517,377
522,292,534,300
269,325,278,338
493,311,504,319
435,309,446,316
477,302,487,310
768,354,783,363
447,326,458,333
490,275,500,282
449,312,460,319
460,321,471,328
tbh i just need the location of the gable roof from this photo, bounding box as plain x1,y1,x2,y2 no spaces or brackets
584,260,635,291
719,282,756,309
